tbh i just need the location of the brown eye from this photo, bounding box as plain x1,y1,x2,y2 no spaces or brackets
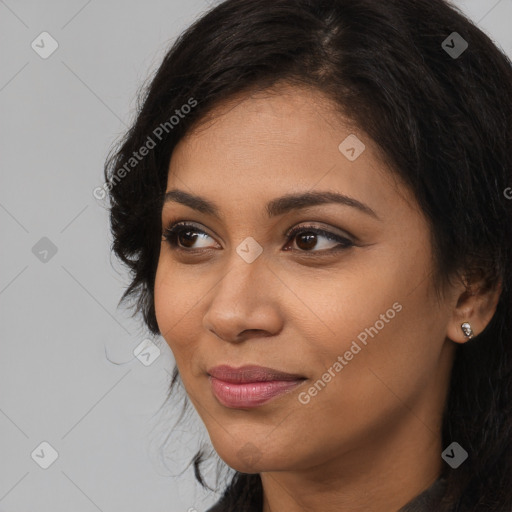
162,222,216,251
285,226,354,253
176,229,201,248
295,231,319,251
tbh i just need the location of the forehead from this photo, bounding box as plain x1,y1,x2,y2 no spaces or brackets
175,83,350,159
166,84,407,218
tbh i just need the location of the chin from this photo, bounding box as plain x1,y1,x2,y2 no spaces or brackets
215,440,295,473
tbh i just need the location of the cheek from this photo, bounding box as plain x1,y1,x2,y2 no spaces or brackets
153,258,200,360
301,252,440,400
303,266,403,353
309,281,442,421
153,261,175,339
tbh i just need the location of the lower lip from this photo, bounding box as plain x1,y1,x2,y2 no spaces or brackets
209,376,305,408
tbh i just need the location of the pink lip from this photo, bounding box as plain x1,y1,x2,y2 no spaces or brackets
207,365,306,409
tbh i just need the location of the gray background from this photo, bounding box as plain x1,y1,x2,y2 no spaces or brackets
0,1,511,511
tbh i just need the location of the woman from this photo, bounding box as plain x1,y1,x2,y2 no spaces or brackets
103,0,512,510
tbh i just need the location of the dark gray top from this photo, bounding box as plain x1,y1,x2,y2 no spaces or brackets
206,477,447,512
398,477,447,512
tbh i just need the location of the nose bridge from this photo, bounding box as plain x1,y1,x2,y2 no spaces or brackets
214,246,266,305
203,247,281,341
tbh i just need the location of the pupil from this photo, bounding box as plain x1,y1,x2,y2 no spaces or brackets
179,231,198,248
297,232,317,250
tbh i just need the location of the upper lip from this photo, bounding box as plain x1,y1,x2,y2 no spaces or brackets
208,365,306,383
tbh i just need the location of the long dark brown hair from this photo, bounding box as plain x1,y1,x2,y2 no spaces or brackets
103,1,512,510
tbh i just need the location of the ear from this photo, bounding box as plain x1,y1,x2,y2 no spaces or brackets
446,274,502,344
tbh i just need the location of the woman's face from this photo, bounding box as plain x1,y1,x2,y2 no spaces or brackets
154,83,458,474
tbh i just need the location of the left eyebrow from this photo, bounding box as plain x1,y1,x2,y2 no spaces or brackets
163,189,380,220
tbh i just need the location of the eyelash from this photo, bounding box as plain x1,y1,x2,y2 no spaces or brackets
162,221,355,255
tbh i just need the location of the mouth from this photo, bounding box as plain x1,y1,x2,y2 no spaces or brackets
207,365,307,409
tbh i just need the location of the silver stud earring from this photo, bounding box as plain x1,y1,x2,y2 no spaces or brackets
461,322,474,339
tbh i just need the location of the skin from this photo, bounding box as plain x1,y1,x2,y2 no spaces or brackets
153,82,501,512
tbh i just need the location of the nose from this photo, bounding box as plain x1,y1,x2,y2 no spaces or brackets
202,255,283,344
